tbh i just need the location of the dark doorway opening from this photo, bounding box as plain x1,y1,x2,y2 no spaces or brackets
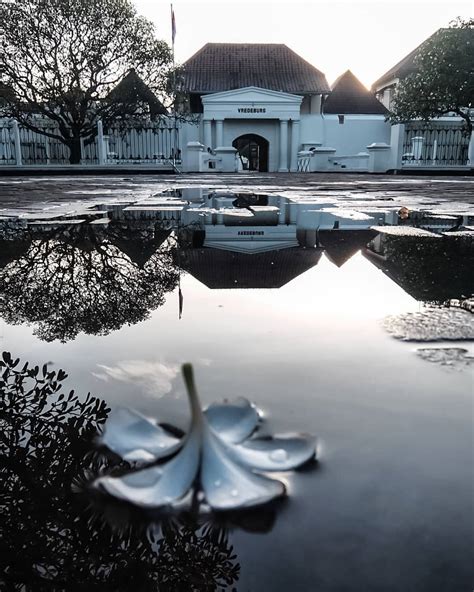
232,134,269,172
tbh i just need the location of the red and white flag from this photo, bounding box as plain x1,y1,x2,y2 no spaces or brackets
171,4,176,46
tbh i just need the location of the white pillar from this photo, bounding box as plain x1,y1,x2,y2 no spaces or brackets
468,130,474,167
11,120,22,166
366,143,391,173
44,136,51,164
215,120,224,148
97,119,106,164
390,123,405,171
279,119,289,172
79,137,85,164
290,120,300,172
203,119,212,150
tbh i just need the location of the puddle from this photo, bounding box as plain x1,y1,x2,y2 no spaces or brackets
1,187,473,592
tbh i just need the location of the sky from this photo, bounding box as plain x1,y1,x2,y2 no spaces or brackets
134,0,473,89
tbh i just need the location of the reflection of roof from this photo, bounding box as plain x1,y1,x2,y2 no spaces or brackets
319,230,377,266
109,229,171,267
107,70,168,116
324,71,387,115
363,236,474,302
371,28,447,90
0,240,30,268
176,247,323,288
181,44,330,94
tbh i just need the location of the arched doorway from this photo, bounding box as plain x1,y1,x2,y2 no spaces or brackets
232,134,269,172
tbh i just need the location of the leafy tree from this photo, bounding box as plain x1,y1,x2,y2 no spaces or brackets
0,0,173,163
389,18,474,134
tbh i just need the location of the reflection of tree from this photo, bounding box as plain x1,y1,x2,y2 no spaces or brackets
364,232,474,303
0,225,179,342
0,352,241,592
152,519,240,592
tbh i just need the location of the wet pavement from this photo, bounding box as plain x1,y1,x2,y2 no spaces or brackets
0,172,474,214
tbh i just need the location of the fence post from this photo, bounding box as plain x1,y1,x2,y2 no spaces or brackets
11,120,22,166
468,130,474,168
97,119,105,165
389,123,404,172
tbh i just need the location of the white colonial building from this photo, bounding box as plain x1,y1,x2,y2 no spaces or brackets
178,43,391,173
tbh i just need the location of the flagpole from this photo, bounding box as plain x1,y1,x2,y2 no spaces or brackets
171,3,177,165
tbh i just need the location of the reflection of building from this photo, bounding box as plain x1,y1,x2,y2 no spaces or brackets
318,230,376,267
0,240,30,268
194,193,299,253
177,247,323,289
364,228,474,302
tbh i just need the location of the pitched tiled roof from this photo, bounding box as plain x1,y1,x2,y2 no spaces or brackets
323,70,387,115
107,70,168,115
371,28,448,90
180,43,330,94
177,247,323,289
0,82,16,105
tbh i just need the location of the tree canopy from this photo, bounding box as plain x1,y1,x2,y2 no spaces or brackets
389,18,474,134
0,0,173,162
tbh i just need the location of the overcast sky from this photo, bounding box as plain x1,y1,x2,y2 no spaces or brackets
134,0,473,89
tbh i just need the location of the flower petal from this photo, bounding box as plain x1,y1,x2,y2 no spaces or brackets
204,397,261,444
230,434,317,471
101,407,182,462
96,424,201,508
201,427,285,510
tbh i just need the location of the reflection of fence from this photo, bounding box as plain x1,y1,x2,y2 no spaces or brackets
0,118,180,166
402,123,470,166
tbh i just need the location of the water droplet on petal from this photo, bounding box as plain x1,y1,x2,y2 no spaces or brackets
269,449,289,463
231,489,239,497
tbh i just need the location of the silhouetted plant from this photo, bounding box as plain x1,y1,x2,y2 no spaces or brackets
0,353,240,591
153,519,240,592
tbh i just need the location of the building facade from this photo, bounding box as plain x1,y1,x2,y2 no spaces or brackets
178,43,390,172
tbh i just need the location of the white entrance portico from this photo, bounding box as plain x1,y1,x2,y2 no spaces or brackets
201,87,303,172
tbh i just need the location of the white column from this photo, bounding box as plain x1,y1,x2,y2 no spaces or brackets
390,123,405,171
11,120,22,166
203,119,212,149
290,120,300,172
279,119,289,172
468,130,474,167
44,136,51,164
215,119,224,148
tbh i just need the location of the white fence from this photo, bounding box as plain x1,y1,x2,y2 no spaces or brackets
297,121,473,173
0,118,181,166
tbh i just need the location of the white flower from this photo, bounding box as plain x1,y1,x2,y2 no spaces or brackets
95,364,317,510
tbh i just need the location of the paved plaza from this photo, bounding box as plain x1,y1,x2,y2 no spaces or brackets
0,172,473,215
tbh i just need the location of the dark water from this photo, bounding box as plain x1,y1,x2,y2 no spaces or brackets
0,221,473,591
